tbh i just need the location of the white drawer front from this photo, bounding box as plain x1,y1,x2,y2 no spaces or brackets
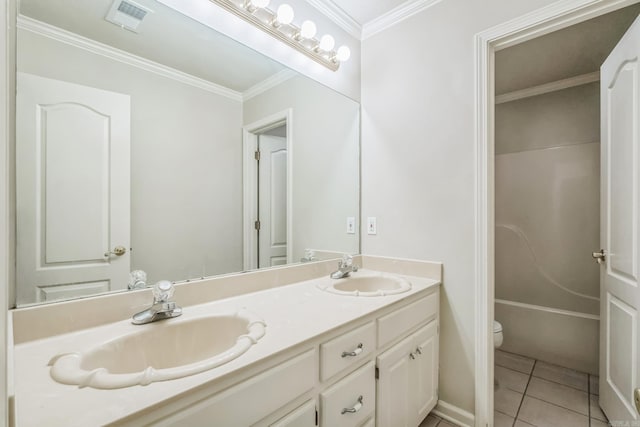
320,361,375,427
360,417,375,427
158,349,316,427
377,291,438,348
271,399,316,427
320,322,376,381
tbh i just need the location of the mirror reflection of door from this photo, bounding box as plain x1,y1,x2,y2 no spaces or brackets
257,127,287,268
16,73,131,304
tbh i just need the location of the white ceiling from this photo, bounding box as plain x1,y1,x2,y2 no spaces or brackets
18,0,289,93
496,3,640,94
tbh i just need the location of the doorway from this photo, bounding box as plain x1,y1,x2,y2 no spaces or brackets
242,109,293,270
474,1,640,426
492,5,639,425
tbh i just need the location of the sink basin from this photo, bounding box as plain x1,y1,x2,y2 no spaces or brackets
317,272,411,296
48,309,266,389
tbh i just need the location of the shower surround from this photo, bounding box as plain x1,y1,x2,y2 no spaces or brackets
494,82,600,374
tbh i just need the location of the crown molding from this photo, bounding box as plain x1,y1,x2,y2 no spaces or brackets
242,69,298,101
362,0,445,40
17,15,243,102
304,0,362,40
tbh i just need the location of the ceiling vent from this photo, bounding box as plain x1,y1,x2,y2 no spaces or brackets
105,0,153,33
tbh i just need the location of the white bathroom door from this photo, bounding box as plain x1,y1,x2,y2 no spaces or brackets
599,15,640,424
16,73,131,304
257,135,287,268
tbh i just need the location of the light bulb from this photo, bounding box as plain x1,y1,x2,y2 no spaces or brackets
276,4,294,25
300,20,317,38
319,34,335,51
251,0,270,8
336,45,351,62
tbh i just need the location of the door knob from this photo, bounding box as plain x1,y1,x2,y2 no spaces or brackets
592,249,606,264
635,388,640,414
104,246,127,257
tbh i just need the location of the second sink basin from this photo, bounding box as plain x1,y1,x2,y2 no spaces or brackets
49,309,266,389
318,271,411,296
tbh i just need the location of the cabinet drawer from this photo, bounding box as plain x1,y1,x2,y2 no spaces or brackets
158,349,316,427
320,361,375,427
271,399,316,427
377,291,438,348
320,322,375,381
360,418,375,427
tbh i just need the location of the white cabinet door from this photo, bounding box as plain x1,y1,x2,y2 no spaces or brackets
376,334,414,427
16,73,131,304
377,321,439,427
411,321,438,425
599,14,640,424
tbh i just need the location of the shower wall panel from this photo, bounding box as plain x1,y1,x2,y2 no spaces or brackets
495,83,600,372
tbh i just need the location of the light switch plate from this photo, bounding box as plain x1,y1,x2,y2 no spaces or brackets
367,217,377,235
346,217,356,234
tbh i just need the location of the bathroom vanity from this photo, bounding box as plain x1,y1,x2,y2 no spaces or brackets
9,256,441,426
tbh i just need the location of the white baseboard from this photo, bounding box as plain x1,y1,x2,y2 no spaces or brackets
432,400,475,427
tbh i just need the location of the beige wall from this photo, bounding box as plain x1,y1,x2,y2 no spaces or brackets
244,76,360,262
17,29,244,288
360,0,560,414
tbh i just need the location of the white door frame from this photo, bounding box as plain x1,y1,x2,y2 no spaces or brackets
0,0,15,424
242,109,293,270
474,0,639,425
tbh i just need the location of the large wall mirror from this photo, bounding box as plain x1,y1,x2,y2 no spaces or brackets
14,0,360,306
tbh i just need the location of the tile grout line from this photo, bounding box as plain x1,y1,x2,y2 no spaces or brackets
513,359,536,426
530,372,589,393
524,394,593,421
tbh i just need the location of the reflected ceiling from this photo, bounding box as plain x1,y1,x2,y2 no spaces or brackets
19,0,288,92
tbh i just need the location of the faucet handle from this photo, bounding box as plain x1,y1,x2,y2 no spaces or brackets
341,254,353,267
128,270,147,290
153,280,174,303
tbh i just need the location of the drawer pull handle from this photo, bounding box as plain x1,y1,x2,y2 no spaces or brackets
341,343,364,358
415,346,423,355
341,396,364,415
409,352,416,360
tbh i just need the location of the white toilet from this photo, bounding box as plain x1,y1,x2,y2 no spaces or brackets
493,320,503,349
494,320,504,389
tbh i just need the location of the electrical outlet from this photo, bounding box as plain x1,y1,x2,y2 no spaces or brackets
367,217,377,235
346,217,356,234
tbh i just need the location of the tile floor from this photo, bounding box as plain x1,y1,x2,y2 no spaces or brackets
419,350,608,427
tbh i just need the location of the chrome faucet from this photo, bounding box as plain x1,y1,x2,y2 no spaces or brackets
330,254,358,279
132,280,182,325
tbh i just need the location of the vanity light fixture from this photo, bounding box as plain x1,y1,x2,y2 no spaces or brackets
209,0,350,71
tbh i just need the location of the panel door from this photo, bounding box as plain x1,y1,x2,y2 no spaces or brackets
599,15,640,423
258,134,287,268
16,73,130,304
376,334,414,427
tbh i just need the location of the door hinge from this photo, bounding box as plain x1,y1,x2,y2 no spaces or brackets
254,220,261,231
315,408,318,426
375,366,379,379
254,150,261,161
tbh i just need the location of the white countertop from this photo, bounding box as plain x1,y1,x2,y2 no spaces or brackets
13,269,440,426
